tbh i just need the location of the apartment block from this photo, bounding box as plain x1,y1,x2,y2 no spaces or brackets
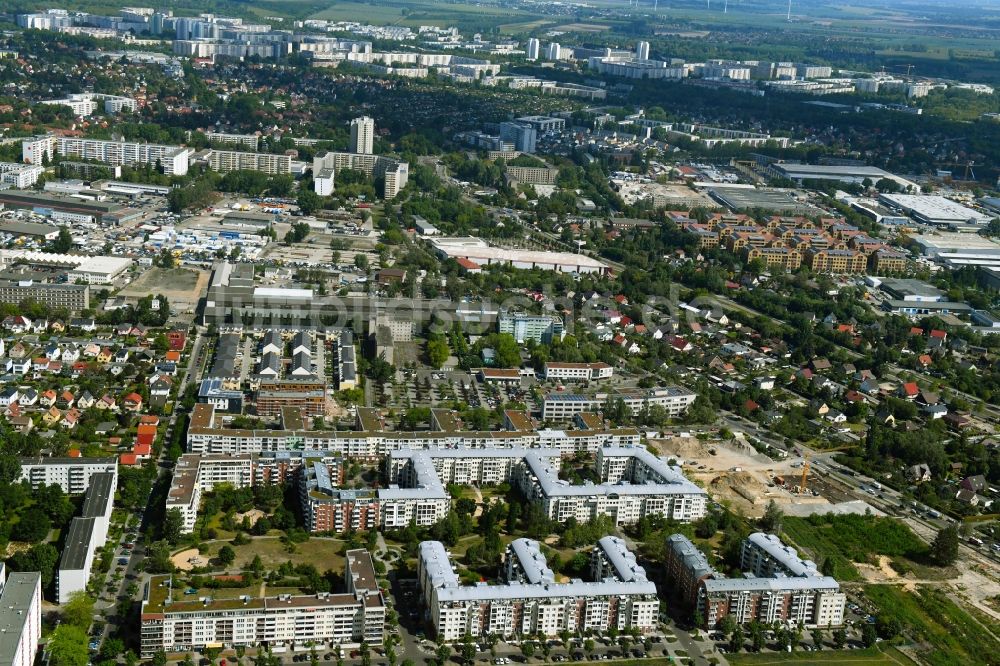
697,533,846,629
140,550,385,657
186,403,639,458
543,361,614,382
419,537,657,641
0,281,90,311
0,163,45,188
746,246,802,271
22,136,190,175
350,116,375,155
504,165,559,185
205,131,260,150
18,456,117,494
57,472,117,603
516,447,707,525
301,460,381,532
207,150,292,174
256,379,326,418
806,249,868,274
498,311,564,344
313,151,409,199
869,248,907,274
0,572,41,666
166,454,254,533
541,386,697,421
664,534,719,607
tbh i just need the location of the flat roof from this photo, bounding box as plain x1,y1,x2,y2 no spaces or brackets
346,549,380,594
709,188,820,214
81,471,116,518
60,517,97,571
0,221,59,236
431,237,608,270
0,572,40,664
880,194,992,224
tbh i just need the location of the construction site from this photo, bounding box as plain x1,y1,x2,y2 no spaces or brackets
649,434,864,518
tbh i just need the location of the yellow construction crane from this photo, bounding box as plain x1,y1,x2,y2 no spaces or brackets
799,445,856,493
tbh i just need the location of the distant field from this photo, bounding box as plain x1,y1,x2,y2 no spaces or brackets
311,0,542,31
553,22,613,32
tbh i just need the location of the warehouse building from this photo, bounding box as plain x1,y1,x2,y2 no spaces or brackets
768,163,919,193
879,194,993,227
431,237,610,275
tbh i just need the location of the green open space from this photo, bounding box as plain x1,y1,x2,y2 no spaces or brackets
215,536,347,572
781,514,929,582
864,586,1000,666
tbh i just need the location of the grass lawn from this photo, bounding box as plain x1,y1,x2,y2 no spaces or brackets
781,515,929,582
864,585,1000,666
221,537,346,572
728,646,912,665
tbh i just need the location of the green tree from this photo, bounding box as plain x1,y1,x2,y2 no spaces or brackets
521,642,535,659
427,339,450,369
436,643,451,666
861,623,877,648
729,626,745,653
759,500,784,533
931,525,959,565
297,189,323,215
218,545,236,566
164,508,184,544
48,625,89,666
48,226,74,253
811,628,823,650
833,628,847,649
460,634,476,665
61,592,95,631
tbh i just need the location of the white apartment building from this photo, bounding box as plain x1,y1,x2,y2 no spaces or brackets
698,533,846,629
517,447,707,525
312,151,409,199
21,136,190,175
207,150,291,174
39,93,137,116
0,163,45,189
205,131,260,150
140,550,385,657
18,456,118,494
57,472,116,603
0,572,41,666
350,116,374,154
418,537,658,641
167,454,254,533
543,361,614,382
526,38,540,61
186,403,640,458
542,386,697,421
58,517,98,603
